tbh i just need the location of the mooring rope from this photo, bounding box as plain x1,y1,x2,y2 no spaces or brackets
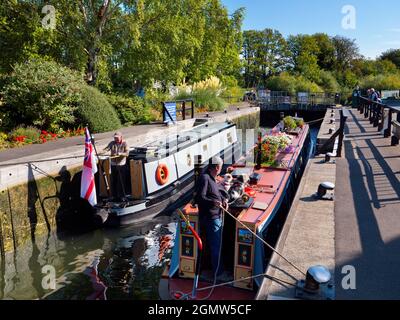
305,117,327,125
170,204,306,300
195,272,298,292
0,154,122,167
219,205,307,277
172,271,298,300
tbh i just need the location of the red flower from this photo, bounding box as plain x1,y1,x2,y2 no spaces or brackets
14,135,27,143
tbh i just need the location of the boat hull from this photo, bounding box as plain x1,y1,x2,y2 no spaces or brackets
97,141,242,227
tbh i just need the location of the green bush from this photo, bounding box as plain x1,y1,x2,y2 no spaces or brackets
266,72,297,95
318,70,340,93
266,72,323,95
76,86,121,133
1,58,83,131
0,131,9,149
175,88,226,112
220,76,245,103
295,118,305,128
295,76,323,93
283,116,297,130
360,74,400,91
221,86,245,103
108,94,156,125
144,88,170,112
9,125,41,142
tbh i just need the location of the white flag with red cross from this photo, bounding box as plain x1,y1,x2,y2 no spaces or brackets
80,127,98,206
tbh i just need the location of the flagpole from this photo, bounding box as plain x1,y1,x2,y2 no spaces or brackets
89,128,111,198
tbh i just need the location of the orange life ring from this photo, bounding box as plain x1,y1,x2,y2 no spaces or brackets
156,163,169,185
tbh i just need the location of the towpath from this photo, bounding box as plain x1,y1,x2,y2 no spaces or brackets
0,103,251,164
335,108,400,299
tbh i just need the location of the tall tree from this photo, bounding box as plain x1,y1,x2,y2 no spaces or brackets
120,0,207,88
288,34,320,82
242,29,291,87
185,0,244,83
332,35,360,70
312,33,336,70
0,0,58,73
216,7,245,82
57,0,143,86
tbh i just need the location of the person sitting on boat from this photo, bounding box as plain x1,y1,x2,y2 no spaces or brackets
195,156,228,278
104,132,129,201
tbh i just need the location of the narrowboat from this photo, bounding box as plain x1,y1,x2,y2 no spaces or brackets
158,120,312,300
94,120,242,227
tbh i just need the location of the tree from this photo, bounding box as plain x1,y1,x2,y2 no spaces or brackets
288,34,320,83
185,1,245,83
0,1,58,73
55,0,143,86
216,7,245,82
312,33,336,70
352,58,398,78
119,0,207,89
332,36,360,70
242,29,291,87
380,49,400,69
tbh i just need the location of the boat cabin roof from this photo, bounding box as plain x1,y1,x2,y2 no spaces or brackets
236,125,309,229
129,121,235,160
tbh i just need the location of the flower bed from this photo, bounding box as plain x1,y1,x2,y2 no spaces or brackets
0,127,85,150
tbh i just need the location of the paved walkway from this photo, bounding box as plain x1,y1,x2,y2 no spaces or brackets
0,104,251,164
335,108,400,299
256,153,336,300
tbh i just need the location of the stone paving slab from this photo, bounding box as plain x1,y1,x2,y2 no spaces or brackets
256,153,336,300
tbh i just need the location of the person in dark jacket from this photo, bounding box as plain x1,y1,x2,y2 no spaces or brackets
352,86,361,108
195,156,227,277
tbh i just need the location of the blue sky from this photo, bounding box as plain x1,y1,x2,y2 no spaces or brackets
222,0,400,59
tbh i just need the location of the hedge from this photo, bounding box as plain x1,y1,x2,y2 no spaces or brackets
76,86,121,133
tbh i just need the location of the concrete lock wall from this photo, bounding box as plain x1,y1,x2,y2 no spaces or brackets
0,108,260,254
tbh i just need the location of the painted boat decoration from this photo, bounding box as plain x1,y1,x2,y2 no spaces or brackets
158,120,312,300
94,120,242,227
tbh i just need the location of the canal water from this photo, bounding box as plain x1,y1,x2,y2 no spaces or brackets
0,126,320,300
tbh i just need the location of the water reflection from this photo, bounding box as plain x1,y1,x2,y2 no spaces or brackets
0,214,177,300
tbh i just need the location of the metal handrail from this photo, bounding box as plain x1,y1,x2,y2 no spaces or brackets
162,99,195,122
257,91,338,105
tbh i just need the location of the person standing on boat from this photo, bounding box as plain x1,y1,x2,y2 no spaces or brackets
195,156,227,278
104,132,129,201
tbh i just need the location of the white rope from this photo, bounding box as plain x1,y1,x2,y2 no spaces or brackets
219,205,306,277
196,272,298,292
